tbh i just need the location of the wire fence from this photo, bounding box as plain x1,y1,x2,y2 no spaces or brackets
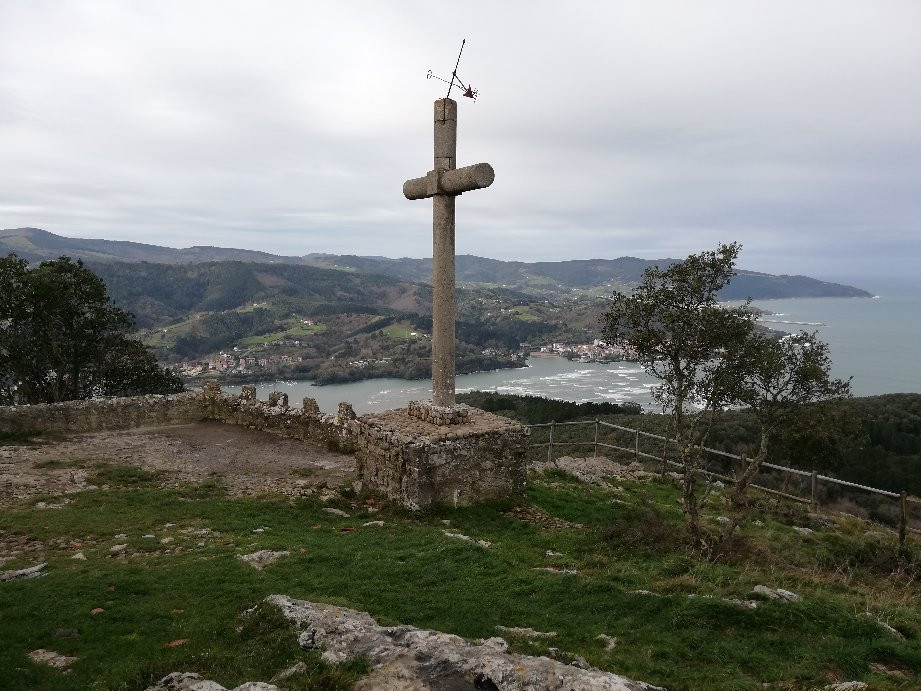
527,419,920,545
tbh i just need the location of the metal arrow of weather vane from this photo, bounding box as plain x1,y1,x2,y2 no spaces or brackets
426,39,478,101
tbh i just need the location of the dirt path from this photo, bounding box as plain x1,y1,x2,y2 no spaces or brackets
0,422,357,504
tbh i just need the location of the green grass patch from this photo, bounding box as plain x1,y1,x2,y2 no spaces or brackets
382,321,415,339
510,307,540,322
1,473,919,690
236,322,326,347
86,463,165,487
0,429,40,445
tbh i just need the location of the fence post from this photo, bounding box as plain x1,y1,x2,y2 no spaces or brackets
634,428,639,463
811,470,818,511
547,421,555,464
899,491,908,547
593,420,599,458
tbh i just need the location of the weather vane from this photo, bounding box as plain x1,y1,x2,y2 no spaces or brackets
426,39,478,101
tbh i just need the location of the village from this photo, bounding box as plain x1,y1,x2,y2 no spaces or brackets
174,338,637,381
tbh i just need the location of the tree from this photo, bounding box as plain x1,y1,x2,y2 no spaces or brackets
601,243,851,555
0,253,183,404
601,243,755,548
714,331,850,552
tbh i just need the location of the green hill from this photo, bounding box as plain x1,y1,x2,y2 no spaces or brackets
2,228,873,300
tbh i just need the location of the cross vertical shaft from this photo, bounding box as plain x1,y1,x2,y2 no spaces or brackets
403,98,494,414
432,99,457,406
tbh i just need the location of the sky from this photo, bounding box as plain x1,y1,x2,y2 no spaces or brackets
1,1,919,287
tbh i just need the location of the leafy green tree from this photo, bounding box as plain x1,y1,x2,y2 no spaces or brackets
0,254,183,404
601,243,852,555
714,331,851,552
600,243,754,548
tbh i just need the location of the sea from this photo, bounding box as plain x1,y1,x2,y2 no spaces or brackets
226,292,920,415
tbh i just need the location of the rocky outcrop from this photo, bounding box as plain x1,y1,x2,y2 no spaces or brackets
267,595,663,691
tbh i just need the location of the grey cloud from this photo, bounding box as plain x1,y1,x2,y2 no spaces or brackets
1,0,919,282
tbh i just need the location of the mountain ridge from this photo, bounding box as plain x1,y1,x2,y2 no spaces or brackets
1,227,873,299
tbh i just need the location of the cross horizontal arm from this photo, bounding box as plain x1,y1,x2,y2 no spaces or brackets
403,162,495,200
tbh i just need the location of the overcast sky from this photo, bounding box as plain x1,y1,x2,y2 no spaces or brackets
2,1,919,285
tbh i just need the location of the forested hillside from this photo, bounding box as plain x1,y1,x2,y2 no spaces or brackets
87,261,430,327
2,228,873,299
461,392,921,497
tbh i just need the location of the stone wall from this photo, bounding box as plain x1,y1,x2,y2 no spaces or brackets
0,391,206,435
0,386,529,509
0,383,356,452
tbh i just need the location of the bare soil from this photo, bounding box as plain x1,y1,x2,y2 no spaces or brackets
0,422,357,504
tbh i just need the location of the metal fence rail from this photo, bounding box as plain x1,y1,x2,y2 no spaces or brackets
528,419,920,544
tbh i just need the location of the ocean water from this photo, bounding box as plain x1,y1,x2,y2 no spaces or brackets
226,293,920,414
747,293,921,397
226,356,659,415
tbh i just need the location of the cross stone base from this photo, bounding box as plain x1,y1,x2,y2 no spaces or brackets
406,400,470,426
354,406,528,510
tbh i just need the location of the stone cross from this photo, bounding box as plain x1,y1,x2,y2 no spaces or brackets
403,98,494,408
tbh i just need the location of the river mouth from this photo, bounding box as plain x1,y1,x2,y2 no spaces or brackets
223,356,659,415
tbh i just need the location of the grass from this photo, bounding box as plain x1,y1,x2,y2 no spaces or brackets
0,429,40,445
382,321,415,340
1,468,920,689
510,307,540,322
236,322,326,347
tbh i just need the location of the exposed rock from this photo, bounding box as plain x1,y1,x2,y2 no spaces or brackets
495,625,557,639
270,661,307,682
1,562,47,581
268,594,663,691
35,499,70,509
443,530,491,548
239,550,290,570
792,526,814,536
596,634,618,651
724,599,759,610
323,508,350,517
144,672,280,691
823,683,867,691
505,504,583,530
532,456,652,487
753,585,800,602
28,648,77,669
869,662,906,678
863,530,890,539
861,612,904,640
362,520,385,527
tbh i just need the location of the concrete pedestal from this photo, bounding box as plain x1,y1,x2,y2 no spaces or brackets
354,404,528,510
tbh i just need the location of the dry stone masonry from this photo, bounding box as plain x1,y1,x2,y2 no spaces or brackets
0,382,528,509
354,404,527,509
